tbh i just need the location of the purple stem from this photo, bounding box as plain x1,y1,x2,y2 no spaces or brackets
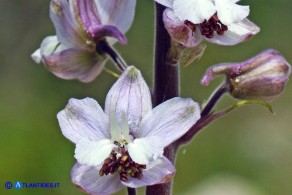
146,3,179,195
127,187,136,195
176,82,230,145
201,82,230,117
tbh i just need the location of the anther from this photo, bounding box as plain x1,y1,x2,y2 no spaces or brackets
120,155,128,162
184,14,229,38
99,144,147,181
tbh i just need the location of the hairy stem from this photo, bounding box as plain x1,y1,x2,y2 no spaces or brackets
146,3,179,195
127,187,136,195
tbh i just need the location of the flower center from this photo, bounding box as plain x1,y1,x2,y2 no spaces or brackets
99,141,146,181
184,14,228,38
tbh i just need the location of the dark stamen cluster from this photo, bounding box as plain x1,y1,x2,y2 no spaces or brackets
99,146,146,182
200,14,228,38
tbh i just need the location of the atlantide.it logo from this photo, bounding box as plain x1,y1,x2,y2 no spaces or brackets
5,181,60,190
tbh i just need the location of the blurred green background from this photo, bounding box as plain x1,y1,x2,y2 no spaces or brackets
1,0,292,194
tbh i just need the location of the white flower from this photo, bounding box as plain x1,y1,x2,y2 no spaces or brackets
156,0,260,47
57,66,201,194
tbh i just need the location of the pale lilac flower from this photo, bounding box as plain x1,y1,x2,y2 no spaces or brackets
31,0,136,82
155,0,260,47
57,66,201,194
201,49,291,101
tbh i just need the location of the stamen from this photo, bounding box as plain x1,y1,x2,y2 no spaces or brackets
99,144,146,181
200,14,228,38
184,14,228,38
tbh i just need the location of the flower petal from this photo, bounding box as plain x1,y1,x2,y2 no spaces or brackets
201,62,233,86
110,112,130,142
93,25,127,44
214,0,249,25
105,66,152,134
71,163,123,195
128,136,164,164
155,0,173,8
95,0,136,34
43,47,106,83
173,0,216,24
137,97,201,147
57,98,109,143
122,156,175,188
73,0,126,44
50,0,88,48
204,18,260,45
73,0,101,38
40,35,65,56
163,8,202,48
75,139,115,166
31,49,42,64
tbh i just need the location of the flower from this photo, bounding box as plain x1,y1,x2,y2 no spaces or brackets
31,0,136,82
155,0,260,47
201,49,291,101
57,66,201,194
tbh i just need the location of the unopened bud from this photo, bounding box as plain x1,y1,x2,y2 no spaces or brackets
201,49,291,101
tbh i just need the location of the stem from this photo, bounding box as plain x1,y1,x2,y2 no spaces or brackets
127,187,136,195
153,5,179,106
201,82,230,117
176,82,230,145
146,3,179,195
96,40,128,72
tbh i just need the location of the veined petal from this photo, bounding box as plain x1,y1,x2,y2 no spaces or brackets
71,163,123,195
50,0,88,49
203,18,260,45
110,112,130,142
163,8,202,48
95,0,136,34
105,66,152,134
128,136,164,164
173,0,216,24
73,0,101,38
72,0,126,44
137,97,201,147
43,47,106,83
231,76,288,101
57,98,109,143
155,0,173,8
215,0,249,25
122,156,175,188
93,25,127,44
75,139,115,166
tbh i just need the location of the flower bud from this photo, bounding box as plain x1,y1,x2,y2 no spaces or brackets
201,49,291,101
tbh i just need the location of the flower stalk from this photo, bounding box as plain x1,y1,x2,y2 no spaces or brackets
96,40,128,72
201,82,230,117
